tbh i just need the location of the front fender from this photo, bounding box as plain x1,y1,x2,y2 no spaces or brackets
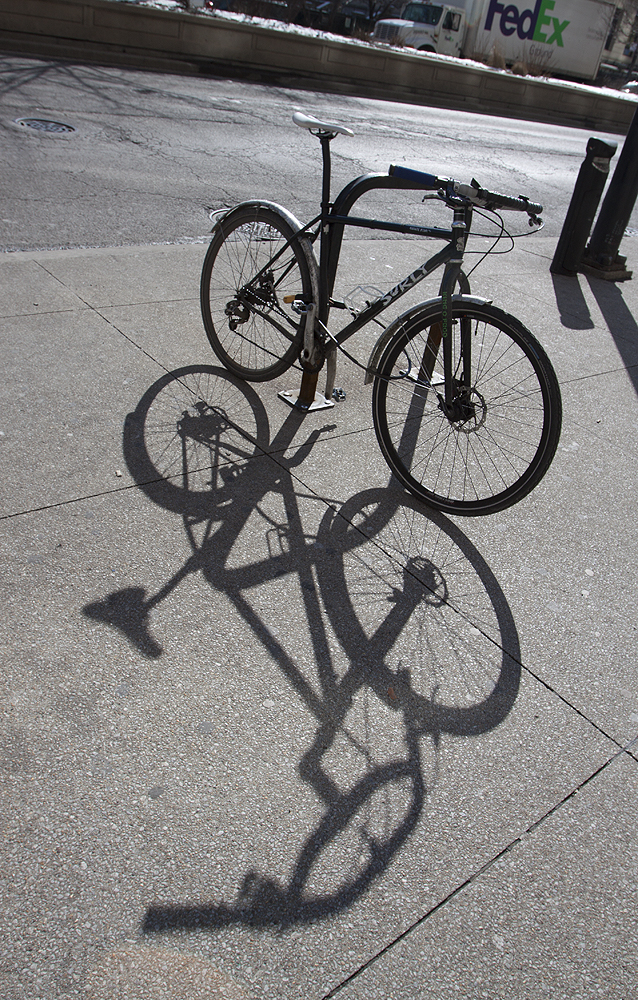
364,294,492,385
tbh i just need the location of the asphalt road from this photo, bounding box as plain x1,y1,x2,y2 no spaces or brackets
0,53,635,251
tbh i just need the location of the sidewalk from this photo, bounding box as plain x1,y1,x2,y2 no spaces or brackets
1,234,637,1000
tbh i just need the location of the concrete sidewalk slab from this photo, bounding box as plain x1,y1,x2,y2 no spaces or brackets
0,483,617,998
34,243,206,310
1,235,637,1000
334,750,638,1000
1,305,153,514
0,257,83,318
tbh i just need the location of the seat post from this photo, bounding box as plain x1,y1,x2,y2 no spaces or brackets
318,133,333,325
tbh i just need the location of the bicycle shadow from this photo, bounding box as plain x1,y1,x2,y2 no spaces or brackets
82,366,521,931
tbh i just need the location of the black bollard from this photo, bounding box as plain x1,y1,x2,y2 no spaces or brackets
582,106,638,281
551,137,617,277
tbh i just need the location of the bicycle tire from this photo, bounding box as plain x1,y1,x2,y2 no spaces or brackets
200,202,317,381
372,302,562,516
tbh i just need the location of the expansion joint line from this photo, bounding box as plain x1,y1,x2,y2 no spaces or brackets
321,733,638,1000
36,260,180,379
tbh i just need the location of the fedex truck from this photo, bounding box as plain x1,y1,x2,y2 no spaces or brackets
371,0,617,80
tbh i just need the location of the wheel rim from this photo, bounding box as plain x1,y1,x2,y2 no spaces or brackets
374,308,558,514
203,212,309,378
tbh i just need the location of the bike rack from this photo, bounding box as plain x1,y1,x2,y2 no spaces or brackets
278,170,441,414
278,370,335,412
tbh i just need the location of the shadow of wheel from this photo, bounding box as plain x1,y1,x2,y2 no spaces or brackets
122,365,270,519
315,488,521,738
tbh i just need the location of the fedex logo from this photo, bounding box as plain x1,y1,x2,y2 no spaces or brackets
484,0,570,46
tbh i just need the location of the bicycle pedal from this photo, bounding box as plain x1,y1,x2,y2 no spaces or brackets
332,387,346,401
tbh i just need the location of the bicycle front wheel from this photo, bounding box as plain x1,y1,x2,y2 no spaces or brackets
372,302,562,516
200,203,317,381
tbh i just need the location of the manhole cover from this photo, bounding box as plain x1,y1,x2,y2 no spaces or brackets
14,118,75,133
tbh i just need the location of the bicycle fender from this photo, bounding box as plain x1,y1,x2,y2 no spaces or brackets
210,200,309,237
364,294,491,385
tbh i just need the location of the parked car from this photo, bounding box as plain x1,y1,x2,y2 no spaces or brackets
204,0,373,35
204,0,289,19
297,0,374,36
324,1,373,35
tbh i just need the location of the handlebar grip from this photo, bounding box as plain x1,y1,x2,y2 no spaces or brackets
389,164,440,189
456,181,542,215
390,166,542,216
482,190,543,214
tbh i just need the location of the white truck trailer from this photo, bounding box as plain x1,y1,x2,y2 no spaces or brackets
371,0,617,81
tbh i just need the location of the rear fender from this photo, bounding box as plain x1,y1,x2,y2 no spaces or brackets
211,200,309,237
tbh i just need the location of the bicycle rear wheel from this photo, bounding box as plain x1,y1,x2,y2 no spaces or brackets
372,302,562,516
200,202,317,381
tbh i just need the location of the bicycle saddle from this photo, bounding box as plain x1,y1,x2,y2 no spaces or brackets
292,111,354,137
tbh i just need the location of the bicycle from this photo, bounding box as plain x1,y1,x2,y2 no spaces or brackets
200,111,562,516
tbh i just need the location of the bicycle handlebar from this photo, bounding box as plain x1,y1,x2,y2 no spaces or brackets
388,164,542,217
453,181,543,216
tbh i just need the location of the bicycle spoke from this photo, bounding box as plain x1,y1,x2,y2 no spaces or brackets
373,304,561,515
201,206,315,381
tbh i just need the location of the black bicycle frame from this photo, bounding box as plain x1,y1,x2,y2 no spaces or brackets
310,134,470,409
314,135,469,347
234,133,472,407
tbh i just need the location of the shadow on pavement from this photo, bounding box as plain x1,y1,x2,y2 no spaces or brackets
551,271,638,396
584,275,638,395
82,366,522,931
550,273,595,330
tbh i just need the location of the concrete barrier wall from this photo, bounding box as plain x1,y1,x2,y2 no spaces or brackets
1,0,635,132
